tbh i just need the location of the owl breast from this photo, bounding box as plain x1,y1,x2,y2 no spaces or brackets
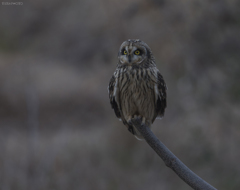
118,66,156,124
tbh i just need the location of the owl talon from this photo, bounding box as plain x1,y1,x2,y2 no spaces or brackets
133,115,141,120
141,117,146,125
128,125,134,134
130,115,146,126
127,116,133,125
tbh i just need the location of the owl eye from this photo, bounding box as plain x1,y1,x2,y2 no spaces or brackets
123,50,127,55
134,50,141,55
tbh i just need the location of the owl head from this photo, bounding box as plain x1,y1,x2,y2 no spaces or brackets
118,39,154,66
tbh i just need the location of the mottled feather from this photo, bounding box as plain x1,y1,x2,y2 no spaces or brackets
108,39,167,140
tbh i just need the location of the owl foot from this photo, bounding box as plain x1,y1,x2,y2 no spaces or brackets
126,115,147,140
127,115,146,126
133,115,146,126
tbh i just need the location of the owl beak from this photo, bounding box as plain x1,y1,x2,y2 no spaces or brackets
128,55,131,63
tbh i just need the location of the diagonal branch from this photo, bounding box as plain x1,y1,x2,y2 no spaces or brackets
131,117,217,190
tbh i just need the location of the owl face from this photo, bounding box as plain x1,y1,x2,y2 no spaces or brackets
118,39,151,65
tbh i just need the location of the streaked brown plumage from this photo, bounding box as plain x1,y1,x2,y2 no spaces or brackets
108,39,167,140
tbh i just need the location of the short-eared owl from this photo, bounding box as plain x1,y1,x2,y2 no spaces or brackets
108,39,167,140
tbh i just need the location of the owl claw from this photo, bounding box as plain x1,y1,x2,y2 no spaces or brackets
127,115,148,134
141,117,146,125
133,115,139,120
128,125,134,134
129,115,146,125
127,115,140,124
127,116,133,125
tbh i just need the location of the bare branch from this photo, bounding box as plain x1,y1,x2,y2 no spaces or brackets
131,117,217,190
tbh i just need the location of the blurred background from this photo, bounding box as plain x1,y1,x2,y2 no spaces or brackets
0,0,240,189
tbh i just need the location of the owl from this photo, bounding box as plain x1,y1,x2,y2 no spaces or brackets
108,39,167,140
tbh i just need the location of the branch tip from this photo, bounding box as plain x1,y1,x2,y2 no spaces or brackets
130,118,217,190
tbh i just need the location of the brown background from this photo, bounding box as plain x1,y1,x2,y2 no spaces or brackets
0,0,240,189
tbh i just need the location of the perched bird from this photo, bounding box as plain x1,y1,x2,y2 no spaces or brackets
108,39,167,140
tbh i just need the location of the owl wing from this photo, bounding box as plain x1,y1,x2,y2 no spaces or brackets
154,71,167,120
108,75,121,119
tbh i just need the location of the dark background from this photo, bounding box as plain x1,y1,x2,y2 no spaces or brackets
0,0,240,189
